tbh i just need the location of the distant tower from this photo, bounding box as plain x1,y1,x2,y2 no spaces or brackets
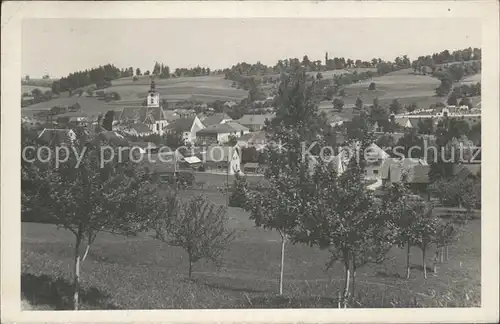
325,52,329,66
147,79,159,108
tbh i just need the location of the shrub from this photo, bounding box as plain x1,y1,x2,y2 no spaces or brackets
368,82,376,90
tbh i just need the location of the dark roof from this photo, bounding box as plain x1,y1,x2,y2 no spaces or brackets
197,123,238,135
237,114,275,126
165,117,195,132
238,131,267,144
226,122,249,132
381,158,430,184
96,131,129,146
453,164,481,179
37,128,75,146
202,113,232,126
130,123,152,134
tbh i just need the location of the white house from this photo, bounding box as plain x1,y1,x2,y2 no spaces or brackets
201,113,233,127
164,116,205,144
201,145,243,175
196,122,249,144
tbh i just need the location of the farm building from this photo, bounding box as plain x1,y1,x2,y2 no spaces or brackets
119,123,154,137
236,114,275,131
200,145,242,175
117,106,170,136
237,131,267,151
55,112,90,126
196,123,249,145
243,162,260,174
380,157,431,198
37,128,77,146
200,113,233,127
164,116,205,145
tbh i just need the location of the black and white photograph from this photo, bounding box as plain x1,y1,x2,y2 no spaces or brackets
1,1,499,323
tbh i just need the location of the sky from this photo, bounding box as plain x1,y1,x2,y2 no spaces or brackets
22,18,481,78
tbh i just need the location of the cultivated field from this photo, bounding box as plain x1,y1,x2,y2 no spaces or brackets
459,74,481,85
22,85,52,94
22,187,480,310
105,75,248,102
341,73,444,108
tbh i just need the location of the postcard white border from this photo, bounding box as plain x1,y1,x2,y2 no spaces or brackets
2,1,499,323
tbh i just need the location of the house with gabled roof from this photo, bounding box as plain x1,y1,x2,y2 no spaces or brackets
201,113,233,127
37,128,77,146
196,122,249,145
164,116,205,144
117,106,169,136
237,114,275,131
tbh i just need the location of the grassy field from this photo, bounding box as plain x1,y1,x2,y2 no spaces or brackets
340,73,444,108
105,75,248,102
22,85,52,94
459,74,481,85
22,187,481,310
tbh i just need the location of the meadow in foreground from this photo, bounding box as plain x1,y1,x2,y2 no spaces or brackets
21,189,481,310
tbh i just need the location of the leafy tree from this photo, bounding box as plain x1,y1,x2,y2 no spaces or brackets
229,172,249,208
389,99,402,115
296,146,394,305
355,97,363,110
406,102,418,113
243,67,327,295
333,98,344,112
458,97,472,109
225,135,238,146
162,130,186,149
21,137,157,309
136,68,142,76
102,110,115,131
153,195,235,278
417,118,434,135
447,93,459,106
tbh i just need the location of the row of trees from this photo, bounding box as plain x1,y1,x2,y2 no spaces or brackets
412,47,481,71
22,125,236,310
228,67,470,306
51,64,122,94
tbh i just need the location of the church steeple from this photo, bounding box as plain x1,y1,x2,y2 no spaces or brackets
147,79,159,108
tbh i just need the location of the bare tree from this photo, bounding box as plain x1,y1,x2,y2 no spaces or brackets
153,195,235,278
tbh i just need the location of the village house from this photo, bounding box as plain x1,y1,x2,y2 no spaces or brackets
236,114,275,131
237,131,267,151
37,128,77,146
196,122,249,145
200,112,233,127
380,157,431,199
164,116,205,145
119,123,154,137
55,111,89,126
223,101,237,109
200,145,242,175
117,106,170,136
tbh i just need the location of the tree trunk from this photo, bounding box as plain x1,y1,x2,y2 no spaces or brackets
73,235,82,310
343,262,350,308
433,250,438,274
406,241,411,279
422,247,427,279
188,255,193,278
279,236,286,295
440,247,444,263
351,255,356,297
445,245,449,261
